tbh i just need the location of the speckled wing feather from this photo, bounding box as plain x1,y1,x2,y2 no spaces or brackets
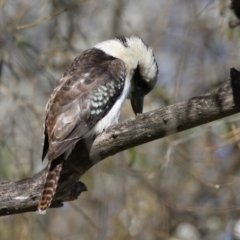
43,48,126,161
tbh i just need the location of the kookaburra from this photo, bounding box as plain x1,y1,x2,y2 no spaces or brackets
38,36,158,214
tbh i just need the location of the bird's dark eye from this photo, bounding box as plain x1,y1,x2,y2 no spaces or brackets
132,65,141,87
132,64,151,95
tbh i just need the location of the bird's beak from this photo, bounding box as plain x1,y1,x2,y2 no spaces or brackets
131,88,144,115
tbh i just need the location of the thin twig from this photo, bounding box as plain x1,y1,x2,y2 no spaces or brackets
16,0,87,30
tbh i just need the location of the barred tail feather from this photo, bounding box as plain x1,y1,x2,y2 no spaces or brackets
38,156,63,214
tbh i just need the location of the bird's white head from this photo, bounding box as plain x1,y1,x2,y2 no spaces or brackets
95,36,158,114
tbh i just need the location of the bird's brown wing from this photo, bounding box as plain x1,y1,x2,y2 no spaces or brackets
43,48,126,161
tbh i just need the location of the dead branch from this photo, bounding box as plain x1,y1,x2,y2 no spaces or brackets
1,68,240,216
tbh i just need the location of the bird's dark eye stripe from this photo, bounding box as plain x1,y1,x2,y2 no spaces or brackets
132,64,155,95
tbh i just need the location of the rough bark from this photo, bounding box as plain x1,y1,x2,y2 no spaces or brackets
1,68,240,216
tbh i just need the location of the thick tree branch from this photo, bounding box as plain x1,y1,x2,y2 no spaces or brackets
1,68,240,216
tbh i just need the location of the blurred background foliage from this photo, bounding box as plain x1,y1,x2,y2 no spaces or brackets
1,0,240,239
